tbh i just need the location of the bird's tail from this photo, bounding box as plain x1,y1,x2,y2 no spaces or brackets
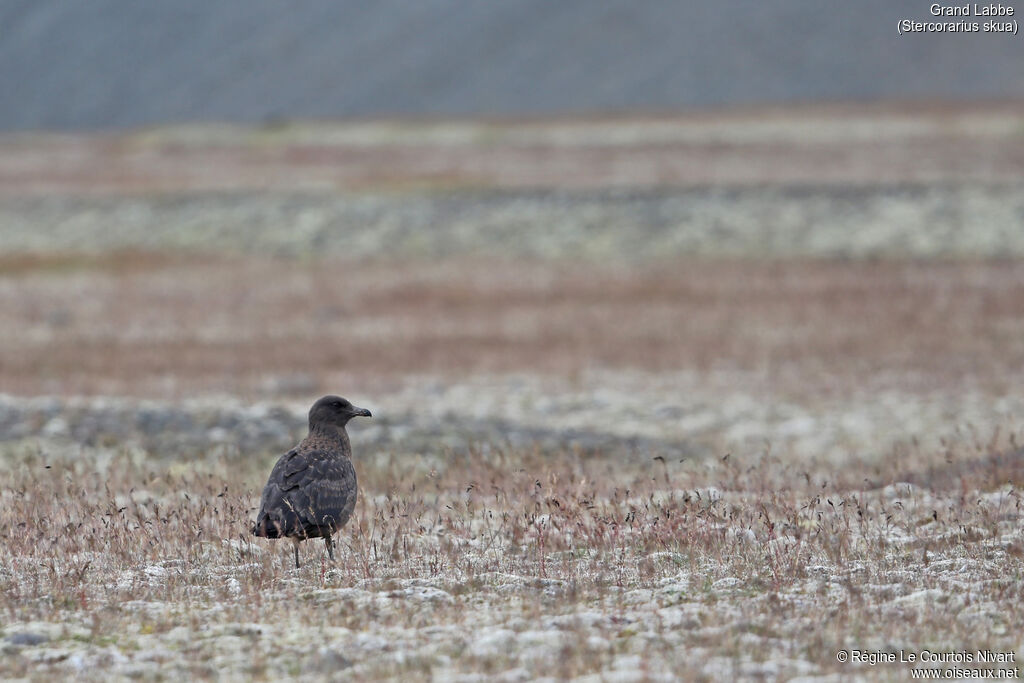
251,516,284,538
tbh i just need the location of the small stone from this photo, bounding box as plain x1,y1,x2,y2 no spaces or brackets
6,632,49,646
304,647,353,674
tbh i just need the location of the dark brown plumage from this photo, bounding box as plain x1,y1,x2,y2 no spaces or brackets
252,395,372,568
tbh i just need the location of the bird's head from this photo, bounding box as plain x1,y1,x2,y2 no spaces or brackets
308,395,372,430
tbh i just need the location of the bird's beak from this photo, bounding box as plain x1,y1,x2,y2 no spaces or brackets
354,407,372,418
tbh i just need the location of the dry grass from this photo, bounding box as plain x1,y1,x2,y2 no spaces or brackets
4,102,1024,679
3,254,1024,400
1,430,1023,680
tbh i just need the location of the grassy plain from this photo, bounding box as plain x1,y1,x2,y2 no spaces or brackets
3,105,1024,679
2,255,1024,680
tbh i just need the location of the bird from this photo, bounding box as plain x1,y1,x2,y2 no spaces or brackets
252,395,372,568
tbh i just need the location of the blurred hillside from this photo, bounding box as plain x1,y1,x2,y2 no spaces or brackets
1,0,1022,131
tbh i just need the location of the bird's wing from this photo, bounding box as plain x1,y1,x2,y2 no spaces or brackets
252,447,298,537
253,448,356,538
258,446,298,505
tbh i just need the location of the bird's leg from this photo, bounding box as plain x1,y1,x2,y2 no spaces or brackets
292,538,301,569
325,535,335,561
